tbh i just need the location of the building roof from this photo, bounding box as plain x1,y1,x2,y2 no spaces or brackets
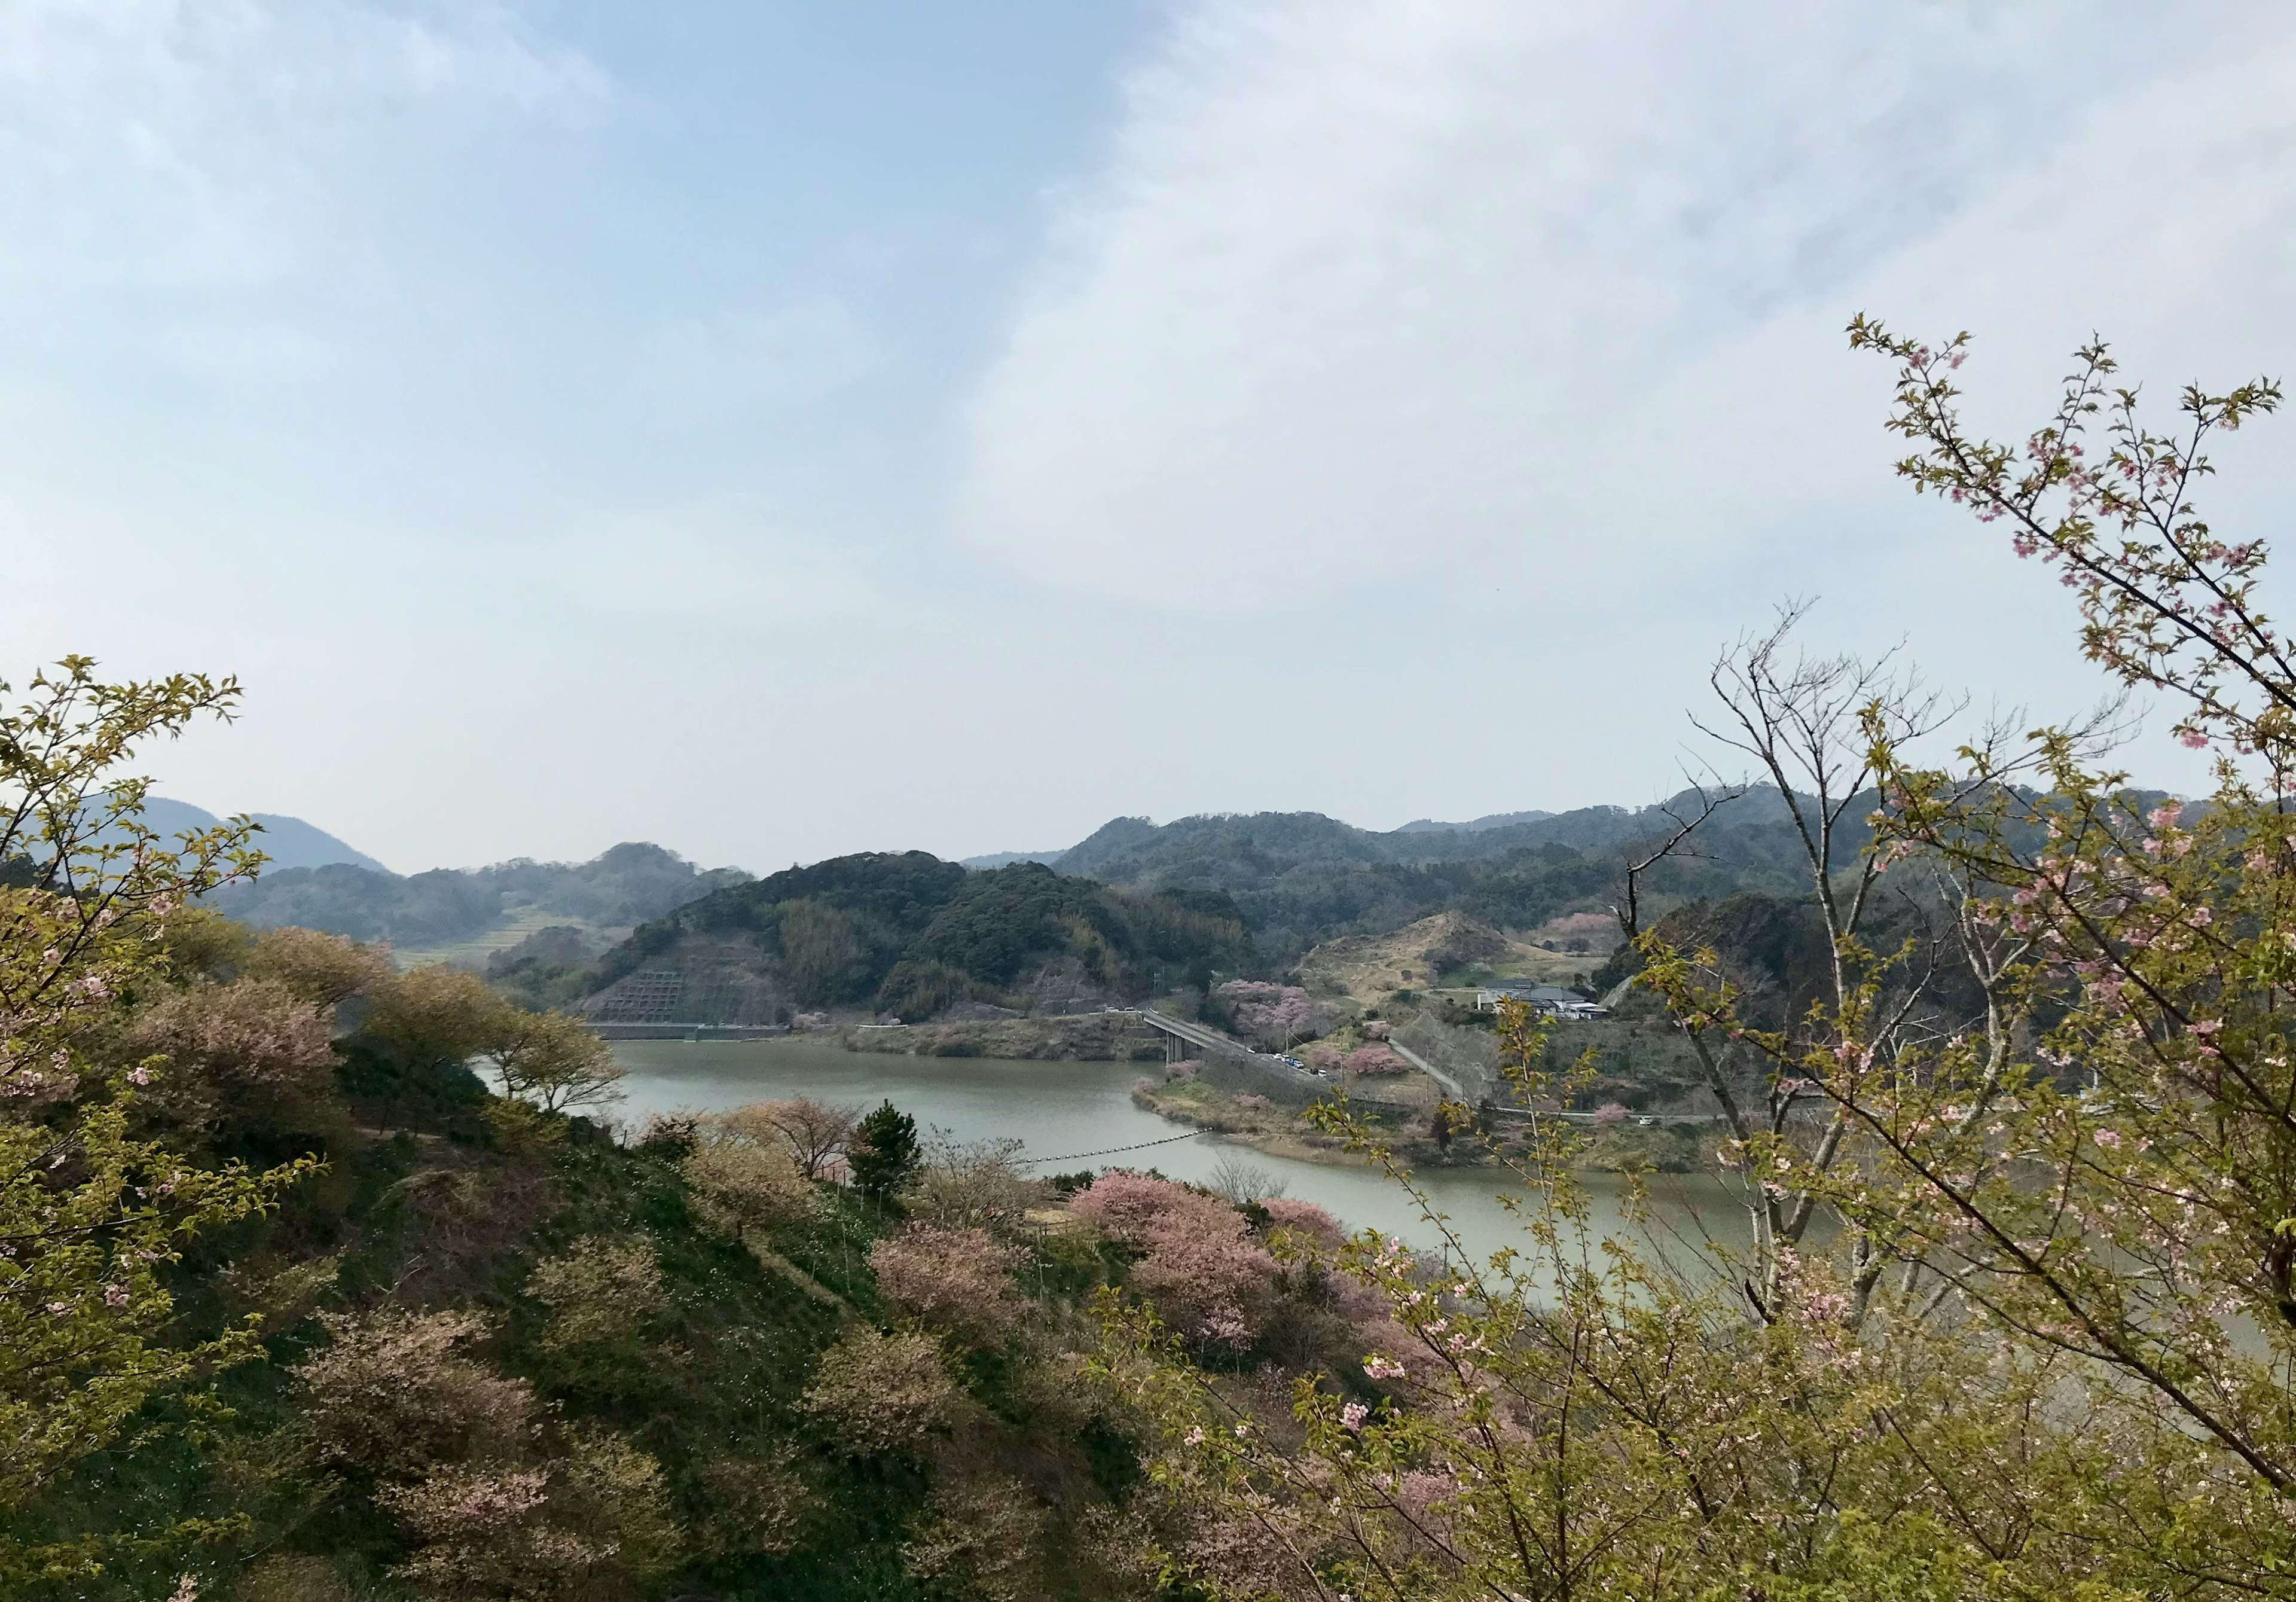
1481,982,1582,1004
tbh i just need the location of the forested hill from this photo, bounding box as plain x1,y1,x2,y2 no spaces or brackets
569,853,1251,1024
1043,788,1856,965
203,841,750,953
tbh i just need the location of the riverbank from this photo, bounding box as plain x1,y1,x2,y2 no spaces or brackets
1134,1072,1720,1176
838,1011,1164,1061
1131,1075,1508,1171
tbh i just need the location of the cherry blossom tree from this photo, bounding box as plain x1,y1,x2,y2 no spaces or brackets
131,978,335,1093
1257,1197,1342,1250
751,1096,859,1180
292,1309,539,1482
378,1428,677,1601
1073,1174,1278,1348
1341,1045,1406,1076
681,1112,813,1237
1216,981,1331,1049
870,1222,1025,1343
237,925,389,1011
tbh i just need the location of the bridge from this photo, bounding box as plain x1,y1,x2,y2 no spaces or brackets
1122,1008,1735,1130
1129,1007,1262,1063
1124,1008,1454,1100
1116,1009,1345,1094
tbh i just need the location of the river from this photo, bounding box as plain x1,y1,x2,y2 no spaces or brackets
608,1039,1760,1271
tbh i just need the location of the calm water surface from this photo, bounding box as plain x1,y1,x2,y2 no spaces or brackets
609,1040,1755,1268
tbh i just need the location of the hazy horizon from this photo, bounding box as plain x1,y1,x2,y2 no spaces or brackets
8,2,2292,874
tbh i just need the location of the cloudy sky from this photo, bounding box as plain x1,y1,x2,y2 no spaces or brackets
3,1,2293,873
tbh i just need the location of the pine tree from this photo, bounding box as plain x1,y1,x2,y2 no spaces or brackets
847,1100,918,1206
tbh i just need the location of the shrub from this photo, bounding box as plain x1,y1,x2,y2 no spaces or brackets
903,1473,1052,1602
798,1329,964,1458
292,1310,538,1482
524,1237,671,1386
132,978,335,1091
871,1223,1025,1343
681,1123,811,1237
239,925,390,1010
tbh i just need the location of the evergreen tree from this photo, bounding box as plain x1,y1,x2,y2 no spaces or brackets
847,1100,919,1206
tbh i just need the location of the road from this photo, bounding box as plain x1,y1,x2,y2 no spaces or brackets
1381,1038,1465,1100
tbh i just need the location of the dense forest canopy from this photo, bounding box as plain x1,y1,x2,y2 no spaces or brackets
1042,789,1861,966
578,853,1253,1020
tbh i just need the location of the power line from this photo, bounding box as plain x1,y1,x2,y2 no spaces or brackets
1019,1131,1208,1167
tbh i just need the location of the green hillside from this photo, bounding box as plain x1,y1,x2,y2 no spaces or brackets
204,843,751,962
576,854,1252,1023
11,915,1183,1601
1045,789,1843,965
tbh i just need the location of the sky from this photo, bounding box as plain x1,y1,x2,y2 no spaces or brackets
3,1,2294,874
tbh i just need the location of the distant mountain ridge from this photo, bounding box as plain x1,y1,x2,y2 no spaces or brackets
1037,792,1840,965
136,797,387,874
1393,808,1556,834
203,841,750,954
957,850,1063,870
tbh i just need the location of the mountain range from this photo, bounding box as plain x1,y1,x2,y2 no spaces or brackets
952,795,1837,964
203,841,752,954
138,797,387,874
184,789,1852,986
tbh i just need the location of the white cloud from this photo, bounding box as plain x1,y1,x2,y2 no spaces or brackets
640,297,888,413
954,0,2296,613
0,1,608,290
